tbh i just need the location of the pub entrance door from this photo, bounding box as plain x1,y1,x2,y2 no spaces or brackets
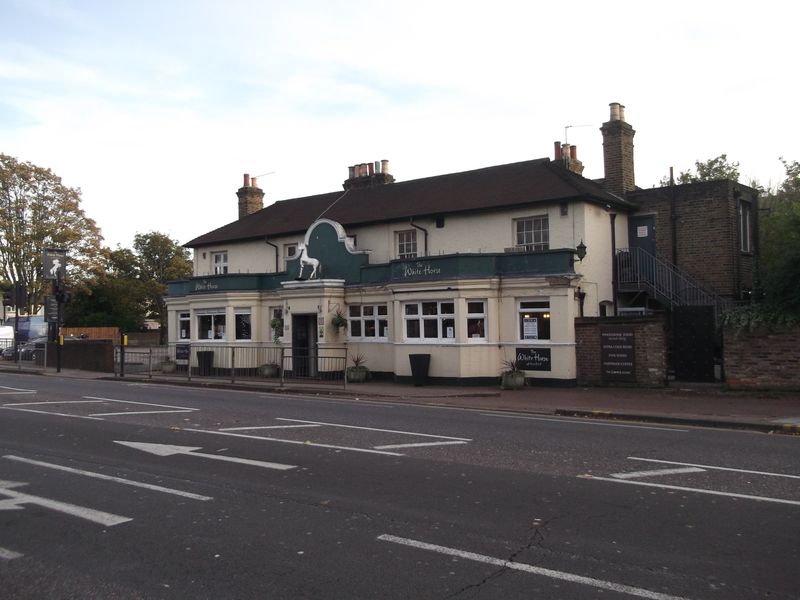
291,314,318,377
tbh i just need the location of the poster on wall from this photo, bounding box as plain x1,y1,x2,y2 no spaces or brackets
522,317,539,340
175,344,190,365
516,347,551,371
600,325,636,382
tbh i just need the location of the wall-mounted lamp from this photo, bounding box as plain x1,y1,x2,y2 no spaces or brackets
576,240,587,262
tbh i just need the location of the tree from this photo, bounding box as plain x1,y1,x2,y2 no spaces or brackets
0,154,104,315
64,275,148,332
660,154,741,186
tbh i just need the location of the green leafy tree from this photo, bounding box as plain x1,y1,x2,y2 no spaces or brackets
64,275,148,332
0,153,104,314
661,154,741,185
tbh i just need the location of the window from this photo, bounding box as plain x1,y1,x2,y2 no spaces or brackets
212,252,228,274
515,216,549,251
739,201,752,253
466,300,486,340
518,300,550,341
404,301,455,341
234,309,251,340
397,230,417,259
197,309,226,340
270,307,284,341
284,244,297,270
178,312,190,340
348,304,388,339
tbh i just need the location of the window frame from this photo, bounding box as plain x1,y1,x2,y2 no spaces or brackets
518,299,551,342
466,300,487,342
212,251,229,274
514,215,549,251
283,243,297,270
739,200,753,253
197,309,226,341
347,304,389,340
234,308,252,341
178,311,190,340
403,300,456,342
397,229,418,259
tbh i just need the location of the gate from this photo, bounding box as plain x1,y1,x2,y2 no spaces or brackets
672,306,717,382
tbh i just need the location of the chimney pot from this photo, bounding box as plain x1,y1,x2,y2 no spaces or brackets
381,159,389,175
570,145,577,160
609,102,622,121
554,141,562,160
368,162,374,176
349,165,355,179
243,173,250,187
251,177,258,188
374,160,381,174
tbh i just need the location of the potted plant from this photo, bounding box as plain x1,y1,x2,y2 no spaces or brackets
346,353,369,383
500,358,526,390
270,318,284,343
331,309,348,331
257,362,279,378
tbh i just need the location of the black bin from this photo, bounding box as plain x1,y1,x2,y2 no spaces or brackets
197,351,214,376
409,353,430,386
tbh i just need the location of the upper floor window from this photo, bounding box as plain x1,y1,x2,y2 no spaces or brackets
212,251,228,274
404,301,455,341
348,304,389,339
515,216,549,251
519,300,550,341
397,230,417,259
739,201,752,253
284,244,297,270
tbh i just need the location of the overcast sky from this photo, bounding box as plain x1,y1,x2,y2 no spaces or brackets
3,0,798,250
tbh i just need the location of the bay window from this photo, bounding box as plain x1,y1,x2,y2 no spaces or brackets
404,301,455,341
348,304,388,339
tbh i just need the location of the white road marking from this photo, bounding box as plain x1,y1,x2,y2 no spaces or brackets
377,534,692,600
628,457,800,480
115,441,296,470
185,428,404,456
580,475,800,507
3,455,212,501
0,546,23,560
2,400,104,406
374,440,470,450
0,481,131,526
83,396,198,411
0,385,36,395
219,424,323,431
0,407,104,420
481,412,688,432
90,409,196,416
611,467,706,479
275,418,471,441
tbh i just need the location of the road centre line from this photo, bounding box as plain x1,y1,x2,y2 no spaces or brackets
275,418,472,441
480,413,688,432
611,467,706,480
2,400,104,406
580,475,800,507
0,407,104,420
83,396,198,411
374,440,470,450
377,534,691,600
628,457,800,480
0,546,23,560
3,455,212,501
219,424,322,431
185,428,404,456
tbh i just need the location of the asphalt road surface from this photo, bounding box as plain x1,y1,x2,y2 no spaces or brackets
0,373,798,599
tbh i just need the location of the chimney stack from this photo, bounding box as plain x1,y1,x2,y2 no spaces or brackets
343,159,396,190
600,102,636,196
553,142,584,176
237,172,265,219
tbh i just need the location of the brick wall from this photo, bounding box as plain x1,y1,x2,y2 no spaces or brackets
575,316,666,387
628,181,757,300
724,327,800,390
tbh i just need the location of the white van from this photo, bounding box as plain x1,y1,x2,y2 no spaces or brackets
0,325,14,352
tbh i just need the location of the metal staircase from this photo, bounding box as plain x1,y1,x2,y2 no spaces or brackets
616,247,731,315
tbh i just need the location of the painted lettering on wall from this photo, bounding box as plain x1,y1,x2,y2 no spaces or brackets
600,325,636,382
194,280,219,292
402,262,443,278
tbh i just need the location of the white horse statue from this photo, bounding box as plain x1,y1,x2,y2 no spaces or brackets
297,243,321,279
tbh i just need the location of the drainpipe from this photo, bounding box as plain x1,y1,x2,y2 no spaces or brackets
670,167,678,265
610,213,618,316
409,220,428,257
264,237,279,272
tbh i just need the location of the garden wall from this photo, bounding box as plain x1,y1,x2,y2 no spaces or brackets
724,327,800,390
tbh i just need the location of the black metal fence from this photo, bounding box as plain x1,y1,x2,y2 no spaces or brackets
116,343,348,388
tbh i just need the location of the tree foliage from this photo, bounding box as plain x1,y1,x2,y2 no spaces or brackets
0,154,104,314
661,154,741,186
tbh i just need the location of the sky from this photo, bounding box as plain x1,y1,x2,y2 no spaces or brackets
2,0,798,250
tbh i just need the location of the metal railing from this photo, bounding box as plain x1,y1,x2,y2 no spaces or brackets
616,247,731,314
116,343,348,388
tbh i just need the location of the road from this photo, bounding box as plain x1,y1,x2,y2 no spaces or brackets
0,373,798,599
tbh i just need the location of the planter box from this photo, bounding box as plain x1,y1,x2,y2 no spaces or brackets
501,371,525,390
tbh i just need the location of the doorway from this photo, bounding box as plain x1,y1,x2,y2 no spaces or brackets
291,314,317,377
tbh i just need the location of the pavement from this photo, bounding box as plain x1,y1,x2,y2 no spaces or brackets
1,362,799,434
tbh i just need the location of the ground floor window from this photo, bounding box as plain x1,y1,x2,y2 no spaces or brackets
467,300,486,340
235,309,251,340
198,309,226,340
519,300,550,341
348,304,388,339
404,301,455,340
270,306,284,341
178,312,190,340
